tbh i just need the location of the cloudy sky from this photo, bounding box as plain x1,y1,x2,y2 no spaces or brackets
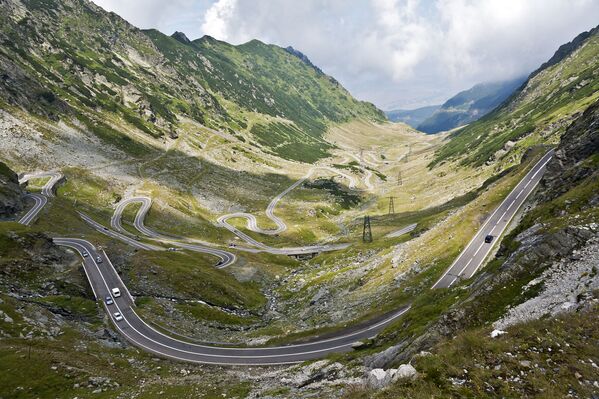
92,0,599,110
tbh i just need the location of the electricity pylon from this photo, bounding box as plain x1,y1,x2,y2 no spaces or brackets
362,215,372,243
388,197,395,215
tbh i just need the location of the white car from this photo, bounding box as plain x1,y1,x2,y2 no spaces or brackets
113,312,123,322
111,287,121,297
82,252,89,258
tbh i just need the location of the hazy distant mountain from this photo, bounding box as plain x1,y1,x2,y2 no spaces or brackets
385,105,441,128
431,24,599,167
417,77,527,134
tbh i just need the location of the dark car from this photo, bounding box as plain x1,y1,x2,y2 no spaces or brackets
96,256,103,263
484,235,494,243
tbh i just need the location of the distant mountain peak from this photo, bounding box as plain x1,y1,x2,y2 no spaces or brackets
171,31,191,45
284,46,323,75
530,24,599,80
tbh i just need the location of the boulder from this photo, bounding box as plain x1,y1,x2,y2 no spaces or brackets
490,329,506,338
392,364,417,380
366,364,417,389
367,368,391,389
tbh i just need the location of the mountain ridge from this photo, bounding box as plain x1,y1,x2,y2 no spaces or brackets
0,0,384,163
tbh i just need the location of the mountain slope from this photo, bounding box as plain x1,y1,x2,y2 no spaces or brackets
431,25,599,167
385,105,440,128
143,31,384,162
417,77,526,134
0,0,383,163
348,98,599,399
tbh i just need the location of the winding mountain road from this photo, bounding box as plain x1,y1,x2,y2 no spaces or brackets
111,197,236,268
216,165,361,248
433,150,554,288
54,236,410,365
19,171,63,197
17,171,63,225
110,196,349,260
9,150,553,366
18,193,47,226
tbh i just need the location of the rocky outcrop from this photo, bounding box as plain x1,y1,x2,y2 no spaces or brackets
530,24,599,80
284,46,324,75
171,31,191,45
538,100,599,202
366,364,417,389
494,235,599,329
0,161,24,219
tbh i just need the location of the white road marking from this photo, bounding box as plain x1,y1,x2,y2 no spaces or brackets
433,151,554,289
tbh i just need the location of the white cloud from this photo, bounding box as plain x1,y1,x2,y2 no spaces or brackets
199,0,599,108
200,0,237,40
91,0,210,39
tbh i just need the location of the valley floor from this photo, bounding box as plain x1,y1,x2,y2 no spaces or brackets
1,110,596,398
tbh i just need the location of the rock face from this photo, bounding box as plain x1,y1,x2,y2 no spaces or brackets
538,100,599,202
0,161,24,219
494,236,599,330
171,31,191,45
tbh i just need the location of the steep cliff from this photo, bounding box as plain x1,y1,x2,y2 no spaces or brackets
0,161,24,219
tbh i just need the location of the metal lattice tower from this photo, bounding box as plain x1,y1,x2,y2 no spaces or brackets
397,170,403,186
362,215,373,243
388,197,395,215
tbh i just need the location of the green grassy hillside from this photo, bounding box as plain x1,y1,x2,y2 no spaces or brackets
0,0,383,163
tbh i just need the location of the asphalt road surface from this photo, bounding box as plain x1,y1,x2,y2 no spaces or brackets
78,211,163,251
19,171,63,197
17,171,63,225
18,193,47,225
385,223,418,238
433,150,554,289
55,236,410,365
111,197,236,268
